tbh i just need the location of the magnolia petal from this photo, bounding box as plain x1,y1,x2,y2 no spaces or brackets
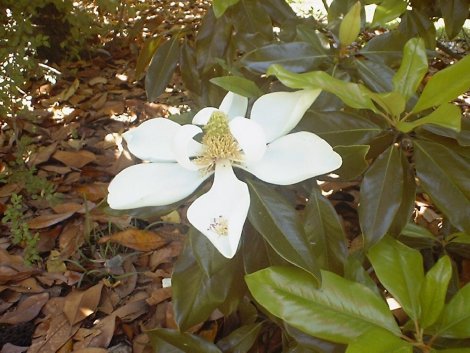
192,107,218,125
219,92,249,120
173,124,204,171
229,117,267,165
187,161,249,259
250,89,321,142
124,118,180,162
108,163,210,209
244,132,342,185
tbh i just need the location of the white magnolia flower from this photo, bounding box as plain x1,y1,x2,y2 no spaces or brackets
108,90,342,258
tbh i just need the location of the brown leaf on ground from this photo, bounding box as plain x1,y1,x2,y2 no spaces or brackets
1,343,29,353
99,229,168,251
75,183,109,202
27,143,58,167
58,221,85,259
53,150,96,169
0,293,49,324
63,282,104,325
28,212,75,230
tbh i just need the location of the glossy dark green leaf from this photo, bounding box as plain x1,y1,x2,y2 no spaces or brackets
388,153,416,237
135,36,162,80
371,0,407,26
355,58,395,93
145,36,180,101
267,65,378,112
333,145,370,180
413,139,470,233
346,328,412,353
304,185,348,274
368,236,424,320
259,0,297,23
233,0,273,40
412,54,470,112
149,328,222,353
150,335,185,353
210,76,263,97
423,118,470,147
445,232,470,258
285,325,346,353
344,253,381,296
299,110,383,146
398,103,462,133
180,42,201,96
247,179,320,283
430,283,470,338
172,242,242,330
195,10,231,72
361,30,407,66
397,223,437,250
399,9,436,49
216,322,263,353
212,0,240,17
295,24,330,56
392,37,427,102
419,256,452,328
242,42,328,73
245,266,401,344
359,145,403,247
439,0,470,39
339,1,361,47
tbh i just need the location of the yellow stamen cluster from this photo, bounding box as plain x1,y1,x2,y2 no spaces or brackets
207,215,229,236
195,111,241,170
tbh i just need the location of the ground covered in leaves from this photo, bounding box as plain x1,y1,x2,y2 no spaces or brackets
0,2,469,353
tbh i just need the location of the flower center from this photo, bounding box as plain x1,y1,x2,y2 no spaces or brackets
207,215,229,236
195,111,241,169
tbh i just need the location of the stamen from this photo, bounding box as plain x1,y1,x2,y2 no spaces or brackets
207,215,229,236
195,111,242,171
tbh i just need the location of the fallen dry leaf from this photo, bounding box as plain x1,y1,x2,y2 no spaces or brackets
27,143,58,167
59,221,85,259
73,349,108,353
99,229,168,251
63,282,104,325
28,212,75,229
0,183,22,198
75,183,109,202
53,150,96,169
0,292,49,324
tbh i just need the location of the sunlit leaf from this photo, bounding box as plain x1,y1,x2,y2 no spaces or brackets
135,36,162,80
210,76,263,97
339,1,361,47
392,37,427,102
412,51,470,112
368,236,424,320
212,0,240,18
246,266,401,344
346,328,412,353
398,103,462,133
371,0,407,26
419,256,452,328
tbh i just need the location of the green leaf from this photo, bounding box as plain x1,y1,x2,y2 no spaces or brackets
368,236,424,320
190,228,230,277
135,36,163,80
304,185,348,274
446,232,470,258
413,139,470,233
145,36,180,101
212,0,240,18
431,283,470,338
392,38,428,102
439,0,470,39
412,54,470,113
359,145,403,247
172,242,242,330
247,179,320,283
242,42,328,73
419,256,452,328
371,0,407,26
398,223,437,250
210,76,263,98
216,322,263,353
295,24,330,56
399,9,436,49
368,91,406,117
267,65,378,112
333,145,370,181
355,58,395,93
397,103,462,133
149,328,222,353
245,266,401,344
180,42,201,95
299,110,383,146
389,154,416,237
346,328,412,353
339,1,362,47
437,349,470,353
